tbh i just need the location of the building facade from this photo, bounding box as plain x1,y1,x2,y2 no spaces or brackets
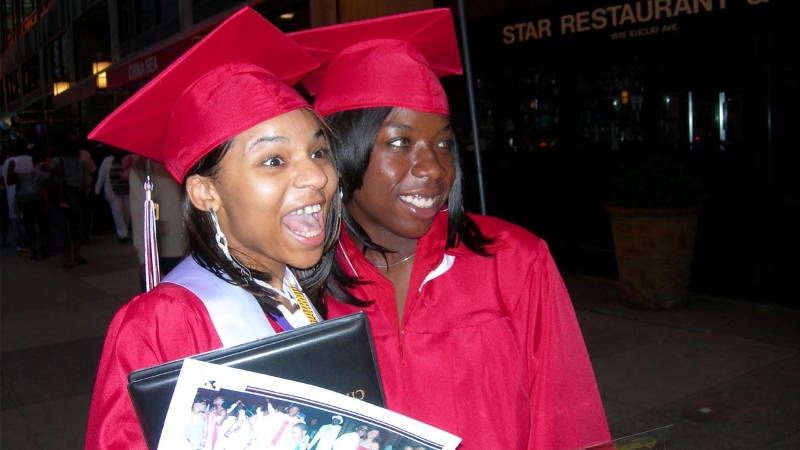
2,0,797,306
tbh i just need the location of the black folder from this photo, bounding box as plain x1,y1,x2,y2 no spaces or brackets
127,312,384,450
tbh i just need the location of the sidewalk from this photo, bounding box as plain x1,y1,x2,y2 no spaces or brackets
2,232,799,449
565,272,800,449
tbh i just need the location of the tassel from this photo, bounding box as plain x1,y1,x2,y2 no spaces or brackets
143,159,161,292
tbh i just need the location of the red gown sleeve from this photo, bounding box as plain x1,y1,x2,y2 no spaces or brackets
84,284,223,450
515,241,611,449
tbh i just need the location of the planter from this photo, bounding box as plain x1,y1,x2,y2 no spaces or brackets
605,204,701,309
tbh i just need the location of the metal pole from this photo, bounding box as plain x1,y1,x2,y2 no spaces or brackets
456,0,487,215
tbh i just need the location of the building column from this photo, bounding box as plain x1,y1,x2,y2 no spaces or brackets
108,0,120,62
179,0,193,32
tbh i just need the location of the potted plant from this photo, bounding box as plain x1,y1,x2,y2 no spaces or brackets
604,154,704,309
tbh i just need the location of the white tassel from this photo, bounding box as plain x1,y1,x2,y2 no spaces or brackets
143,159,161,292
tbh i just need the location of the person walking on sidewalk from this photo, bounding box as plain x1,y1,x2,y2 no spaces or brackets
291,9,610,450
2,140,25,252
75,134,97,245
47,135,91,267
5,139,48,259
84,7,341,450
94,146,132,243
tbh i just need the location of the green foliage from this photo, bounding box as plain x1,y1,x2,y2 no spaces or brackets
610,155,704,209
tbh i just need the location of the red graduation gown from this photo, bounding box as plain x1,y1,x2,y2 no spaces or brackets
85,282,223,450
326,212,611,450
85,257,285,450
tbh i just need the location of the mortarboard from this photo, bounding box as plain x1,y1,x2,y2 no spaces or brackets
88,6,319,182
289,8,462,117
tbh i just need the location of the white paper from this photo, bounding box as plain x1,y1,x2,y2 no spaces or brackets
159,358,462,450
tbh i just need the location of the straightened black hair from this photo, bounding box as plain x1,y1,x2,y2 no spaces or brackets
182,108,340,318
324,107,494,306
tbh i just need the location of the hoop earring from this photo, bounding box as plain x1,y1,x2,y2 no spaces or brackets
209,208,252,281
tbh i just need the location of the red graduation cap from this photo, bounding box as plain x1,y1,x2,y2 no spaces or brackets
88,6,319,182
289,8,462,117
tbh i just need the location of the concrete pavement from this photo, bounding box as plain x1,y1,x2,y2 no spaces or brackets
1,232,799,449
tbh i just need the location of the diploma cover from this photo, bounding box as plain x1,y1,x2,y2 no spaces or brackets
127,312,384,449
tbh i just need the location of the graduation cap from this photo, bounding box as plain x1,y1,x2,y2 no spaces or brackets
88,6,319,182
289,8,462,117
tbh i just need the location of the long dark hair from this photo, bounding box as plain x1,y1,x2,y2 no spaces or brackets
324,107,494,305
182,108,341,317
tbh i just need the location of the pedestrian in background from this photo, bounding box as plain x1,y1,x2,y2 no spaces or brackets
73,134,97,245
90,143,114,235
5,139,48,259
1,140,23,251
94,146,132,243
48,135,91,267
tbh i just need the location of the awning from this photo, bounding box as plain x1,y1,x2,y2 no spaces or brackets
105,37,194,91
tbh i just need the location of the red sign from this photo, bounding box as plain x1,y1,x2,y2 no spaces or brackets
106,38,194,90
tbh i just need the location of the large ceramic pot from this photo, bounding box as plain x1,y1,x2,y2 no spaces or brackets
605,204,701,309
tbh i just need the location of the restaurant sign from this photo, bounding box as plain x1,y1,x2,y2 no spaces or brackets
105,38,194,90
499,0,771,45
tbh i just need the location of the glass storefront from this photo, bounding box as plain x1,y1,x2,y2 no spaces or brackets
459,0,797,305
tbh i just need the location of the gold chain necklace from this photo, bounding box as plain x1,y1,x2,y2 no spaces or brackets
374,253,416,269
288,284,317,324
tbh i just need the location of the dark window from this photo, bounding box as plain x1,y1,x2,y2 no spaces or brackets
21,56,40,95
41,35,65,84
3,0,46,49
4,70,22,102
118,0,178,43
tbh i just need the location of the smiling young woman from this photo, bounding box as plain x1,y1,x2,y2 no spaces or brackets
84,8,341,450
291,9,611,450
350,109,456,243
183,108,337,296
